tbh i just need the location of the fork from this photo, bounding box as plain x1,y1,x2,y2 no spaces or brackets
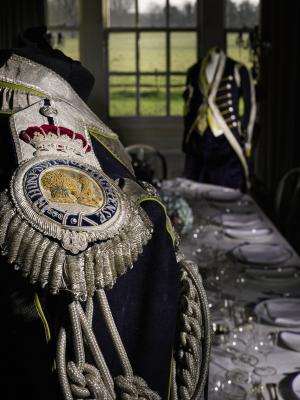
266,383,279,400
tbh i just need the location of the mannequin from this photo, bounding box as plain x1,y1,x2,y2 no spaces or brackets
182,47,256,190
205,49,219,84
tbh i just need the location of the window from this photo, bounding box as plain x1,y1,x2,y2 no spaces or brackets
46,0,80,61
106,0,199,117
225,0,260,72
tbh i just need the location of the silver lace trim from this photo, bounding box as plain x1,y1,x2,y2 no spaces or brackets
0,190,153,300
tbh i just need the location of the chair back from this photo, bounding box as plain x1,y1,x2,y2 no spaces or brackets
125,144,167,184
275,167,300,252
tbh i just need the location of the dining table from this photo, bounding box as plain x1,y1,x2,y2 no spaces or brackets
161,177,300,400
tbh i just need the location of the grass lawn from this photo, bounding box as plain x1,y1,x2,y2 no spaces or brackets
227,32,252,70
58,31,252,116
52,34,80,61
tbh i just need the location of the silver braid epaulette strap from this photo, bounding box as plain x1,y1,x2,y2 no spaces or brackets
57,293,161,400
171,255,212,400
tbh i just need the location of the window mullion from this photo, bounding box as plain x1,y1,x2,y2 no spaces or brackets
166,0,170,116
104,30,109,118
196,0,201,59
135,0,140,116
105,0,200,118
136,32,140,116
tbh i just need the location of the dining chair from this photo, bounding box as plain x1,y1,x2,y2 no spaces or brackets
274,167,300,253
125,144,167,184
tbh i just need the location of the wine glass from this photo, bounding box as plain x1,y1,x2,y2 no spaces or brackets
205,263,232,300
210,373,248,400
190,219,209,255
227,312,260,371
212,225,225,255
252,332,278,377
225,369,263,399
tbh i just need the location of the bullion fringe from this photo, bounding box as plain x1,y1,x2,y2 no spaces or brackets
0,190,153,299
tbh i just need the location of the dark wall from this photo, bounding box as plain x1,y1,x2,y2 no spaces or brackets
0,0,45,49
257,0,300,197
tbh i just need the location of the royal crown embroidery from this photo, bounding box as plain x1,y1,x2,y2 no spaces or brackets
20,125,91,156
0,123,153,297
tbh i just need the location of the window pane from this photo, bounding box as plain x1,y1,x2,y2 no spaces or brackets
170,75,185,116
109,76,136,116
171,32,196,72
140,33,166,72
140,75,166,116
47,0,80,27
226,32,252,69
109,33,136,72
139,0,166,27
225,0,260,29
48,30,79,60
109,0,135,27
169,0,197,27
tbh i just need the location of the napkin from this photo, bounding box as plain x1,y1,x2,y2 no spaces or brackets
245,266,299,279
221,213,261,228
266,300,300,325
292,374,300,398
225,227,271,239
203,188,242,202
279,331,300,352
235,243,291,264
275,318,300,326
279,373,300,400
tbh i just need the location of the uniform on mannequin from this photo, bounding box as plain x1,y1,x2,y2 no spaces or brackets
0,27,211,400
182,46,256,191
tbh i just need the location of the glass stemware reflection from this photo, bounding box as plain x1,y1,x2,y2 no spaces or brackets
205,264,234,304
225,369,263,399
209,374,247,400
252,332,278,377
224,311,260,371
190,218,209,254
227,335,259,370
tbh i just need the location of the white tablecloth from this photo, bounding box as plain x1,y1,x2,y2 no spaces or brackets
162,178,300,400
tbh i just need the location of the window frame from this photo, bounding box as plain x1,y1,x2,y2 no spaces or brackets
45,0,81,61
104,0,201,120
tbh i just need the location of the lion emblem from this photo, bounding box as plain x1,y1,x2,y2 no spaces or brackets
41,169,103,208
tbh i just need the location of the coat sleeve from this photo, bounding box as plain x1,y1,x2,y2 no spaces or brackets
238,65,256,156
182,67,195,150
181,62,203,154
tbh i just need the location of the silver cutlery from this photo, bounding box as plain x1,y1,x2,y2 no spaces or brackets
266,383,279,400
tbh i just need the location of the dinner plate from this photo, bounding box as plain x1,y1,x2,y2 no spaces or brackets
242,274,300,298
254,298,300,327
224,227,272,239
202,188,242,202
211,212,262,228
244,275,300,293
231,243,292,265
278,331,300,352
211,200,254,214
244,266,300,280
279,373,300,400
